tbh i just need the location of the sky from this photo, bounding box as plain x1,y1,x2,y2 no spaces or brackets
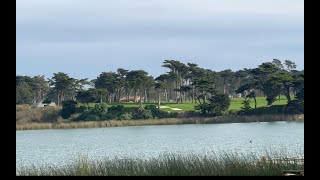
16,0,304,79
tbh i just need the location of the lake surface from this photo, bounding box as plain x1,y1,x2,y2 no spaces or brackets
16,121,304,167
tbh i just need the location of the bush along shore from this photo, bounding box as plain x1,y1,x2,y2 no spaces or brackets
16,114,304,131
16,95,304,131
16,152,304,176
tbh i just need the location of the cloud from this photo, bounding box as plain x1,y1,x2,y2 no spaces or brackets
16,0,304,79
17,0,304,23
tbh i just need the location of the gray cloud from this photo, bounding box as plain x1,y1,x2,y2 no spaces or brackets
16,0,304,79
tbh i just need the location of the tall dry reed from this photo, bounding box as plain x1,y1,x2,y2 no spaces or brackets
16,114,304,131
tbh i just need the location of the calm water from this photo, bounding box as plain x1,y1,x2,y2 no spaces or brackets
16,121,304,167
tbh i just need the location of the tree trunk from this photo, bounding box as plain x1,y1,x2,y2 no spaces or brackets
253,96,257,109
192,87,195,104
197,96,202,104
158,92,161,109
127,90,131,102
236,79,240,93
284,86,291,102
57,93,60,106
60,92,63,105
203,91,206,103
125,91,128,102
134,89,137,102
139,88,143,108
285,92,291,103
114,93,117,103
165,89,168,102
174,82,177,102
118,89,122,102
144,89,147,103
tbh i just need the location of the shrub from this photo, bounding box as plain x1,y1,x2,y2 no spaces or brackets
241,98,251,111
69,113,81,121
41,107,60,122
238,105,286,115
224,109,238,116
285,100,304,114
195,94,231,117
167,112,179,118
195,103,212,116
117,113,133,120
209,93,231,116
74,104,108,121
61,100,78,119
90,104,108,117
132,108,153,119
85,114,101,121
107,105,126,117
100,114,114,120
75,104,89,113
177,111,198,118
145,105,161,118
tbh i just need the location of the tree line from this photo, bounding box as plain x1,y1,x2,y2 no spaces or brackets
16,59,304,111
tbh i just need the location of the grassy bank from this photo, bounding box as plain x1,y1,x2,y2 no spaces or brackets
84,96,288,112
16,152,304,176
15,97,289,123
228,96,288,111
16,114,304,131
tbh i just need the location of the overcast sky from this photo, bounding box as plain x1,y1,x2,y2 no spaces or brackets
16,0,304,79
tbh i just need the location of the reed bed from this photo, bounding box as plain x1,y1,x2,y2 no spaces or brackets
16,152,304,176
16,114,304,131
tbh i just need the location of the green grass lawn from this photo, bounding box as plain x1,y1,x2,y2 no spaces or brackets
229,96,288,110
85,96,288,112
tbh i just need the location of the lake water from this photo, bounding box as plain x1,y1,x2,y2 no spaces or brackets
16,121,304,167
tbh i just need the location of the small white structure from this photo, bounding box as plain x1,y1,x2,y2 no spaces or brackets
32,102,57,109
32,102,45,108
46,102,57,107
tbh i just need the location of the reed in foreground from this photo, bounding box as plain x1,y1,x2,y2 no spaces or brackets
16,152,304,176
16,114,304,131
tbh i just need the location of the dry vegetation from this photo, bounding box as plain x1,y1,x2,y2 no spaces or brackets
16,104,61,124
16,152,304,176
16,105,304,131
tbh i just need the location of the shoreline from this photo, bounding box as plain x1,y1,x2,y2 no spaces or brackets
16,114,304,131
